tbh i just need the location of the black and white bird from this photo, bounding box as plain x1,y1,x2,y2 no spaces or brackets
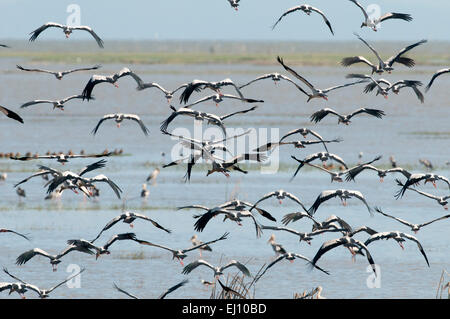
395,179,449,210
342,34,426,74
185,93,264,108
138,232,228,266
29,22,104,47
250,189,309,212
17,64,101,80
425,68,450,92
256,252,330,282
10,151,112,165
92,113,149,136
308,189,373,215
348,0,412,32
239,73,305,90
81,67,143,100
16,246,94,271
182,259,251,279
206,152,267,177
160,105,258,137
0,105,23,123
254,138,342,153
91,211,171,243
291,152,348,180
272,5,334,35
137,82,188,103
362,78,424,103
279,127,332,152
345,165,411,183
375,207,450,234
179,79,244,104
3,267,84,298
310,108,385,125
20,95,86,110
363,231,429,267
395,174,450,198
261,225,348,245
277,56,367,102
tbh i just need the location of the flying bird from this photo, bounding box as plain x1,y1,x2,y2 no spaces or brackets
363,231,429,267
395,179,449,210
92,113,149,136
375,207,450,234
308,189,373,215
277,56,367,102
91,211,171,243
10,151,112,165
185,93,264,108
272,5,334,35
310,108,385,125
250,189,309,212
137,82,188,103
291,152,348,180
239,73,306,89
182,259,251,279
17,64,101,80
342,34,426,74
20,95,86,110
81,67,143,101
29,22,104,47
349,0,412,31
179,79,244,104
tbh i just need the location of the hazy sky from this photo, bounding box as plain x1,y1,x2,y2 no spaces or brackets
0,0,449,41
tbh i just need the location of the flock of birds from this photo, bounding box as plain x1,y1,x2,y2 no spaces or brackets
1,0,449,299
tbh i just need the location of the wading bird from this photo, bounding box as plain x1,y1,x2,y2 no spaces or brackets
179,79,244,104
137,82,188,103
308,189,372,215
20,95,86,110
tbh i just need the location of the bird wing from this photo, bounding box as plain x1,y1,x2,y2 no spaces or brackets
310,6,334,35
349,0,368,20
323,80,368,93
284,192,309,211
47,268,85,294
340,56,376,69
62,64,102,75
60,95,84,104
239,74,273,89
386,40,427,67
419,214,450,228
378,12,413,24
1,229,30,241
123,114,150,135
91,114,117,135
426,68,450,92
281,211,316,226
133,213,171,233
311,238,345,266
16,248,55,265
277,56,315,92
221,260,251,277
29,22,65,41
158,279,189,299
310,108,343,123
375,207,412,227
183,232,229,253
0,105,23,123
78,159,107,176
88,174,122,199
182,259,216,275
20,100,54,108
328,153,348,168
400,233,430,267
272,6,304,30
72,26,104,48
348,190,372,214
16,65,56,75
308,190,339,215
256,254,287,281
113,283,139,299
102,233,137,250
220,105,258,121
348,108,385,120
91,215,124,242
354,33,384,65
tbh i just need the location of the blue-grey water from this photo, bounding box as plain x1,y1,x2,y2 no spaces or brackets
0,56,448,299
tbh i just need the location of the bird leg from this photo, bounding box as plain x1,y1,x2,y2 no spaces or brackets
178,258,184,266
117,123,121,128
52,264,57,272
380,177,384,183
130,223,134,228
322,96,328,101
398,242,404,250
113,82,119,88
279,199,283,204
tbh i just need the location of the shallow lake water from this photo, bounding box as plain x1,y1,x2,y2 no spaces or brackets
0,57,448,299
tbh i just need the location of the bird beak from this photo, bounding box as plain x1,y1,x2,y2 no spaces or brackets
114,83,119,88
117,123,121,128
380,177,384,183
323,96,328,101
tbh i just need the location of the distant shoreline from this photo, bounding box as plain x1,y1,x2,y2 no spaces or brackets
1,40,448,66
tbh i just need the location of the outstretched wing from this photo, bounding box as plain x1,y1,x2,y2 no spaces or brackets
0,105,24,123
29,22,65,42
72,26,104,48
